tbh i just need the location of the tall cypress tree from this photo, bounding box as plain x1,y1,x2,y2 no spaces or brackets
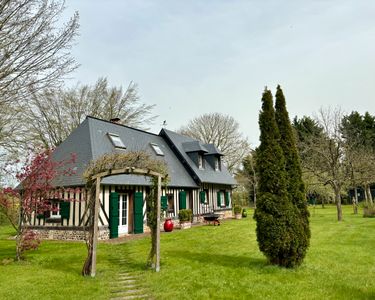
275,85,310,266
254,88,297,267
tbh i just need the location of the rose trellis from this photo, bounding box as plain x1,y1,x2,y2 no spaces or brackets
81,152,168,277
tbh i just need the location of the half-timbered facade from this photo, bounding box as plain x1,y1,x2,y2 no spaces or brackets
27,116,236,240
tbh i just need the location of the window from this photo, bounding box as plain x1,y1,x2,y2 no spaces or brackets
167,194,174,213
215,157,221,171
198,154,204,169
219,191,225,206
107,133,126,149
150,143,164,156
50,202,60,218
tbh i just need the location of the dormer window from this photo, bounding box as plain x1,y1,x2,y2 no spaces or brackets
198,154,204,169
215,157,221,171
107,133,126,149
150,143,164,156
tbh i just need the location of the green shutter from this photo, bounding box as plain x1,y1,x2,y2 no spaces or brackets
179,191,186,210
200,191,206,203
109,192,119,238
161,195,168,211
217,192,221,207
134,192,144,234
225,192,230,207
60,201,70,219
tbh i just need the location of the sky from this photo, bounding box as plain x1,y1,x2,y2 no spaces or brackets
63,0,375,146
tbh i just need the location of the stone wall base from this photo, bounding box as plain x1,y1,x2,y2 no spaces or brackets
29,226,109,241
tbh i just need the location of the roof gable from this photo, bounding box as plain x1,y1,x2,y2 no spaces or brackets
160,129,236,185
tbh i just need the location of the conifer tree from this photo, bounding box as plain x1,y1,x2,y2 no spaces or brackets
275,85,310,265
254,88,298,267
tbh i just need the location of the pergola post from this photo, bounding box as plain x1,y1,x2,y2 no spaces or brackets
91,176,101,277
156,175,161,272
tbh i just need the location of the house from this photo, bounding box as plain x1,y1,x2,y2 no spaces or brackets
28,116,236,240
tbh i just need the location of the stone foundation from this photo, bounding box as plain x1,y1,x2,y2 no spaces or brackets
29,226,109,241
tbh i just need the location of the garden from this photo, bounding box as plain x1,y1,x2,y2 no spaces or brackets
0,205,374,299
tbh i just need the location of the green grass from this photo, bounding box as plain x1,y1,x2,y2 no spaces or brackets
0,205,374,299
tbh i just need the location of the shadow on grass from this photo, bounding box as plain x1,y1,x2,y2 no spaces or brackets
166,249,265,270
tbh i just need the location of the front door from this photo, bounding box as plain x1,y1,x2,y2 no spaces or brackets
118,194,129,235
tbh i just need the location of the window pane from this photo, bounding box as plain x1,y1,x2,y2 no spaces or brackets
151,143,164,156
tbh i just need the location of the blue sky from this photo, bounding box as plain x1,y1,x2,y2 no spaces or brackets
64,0,375,146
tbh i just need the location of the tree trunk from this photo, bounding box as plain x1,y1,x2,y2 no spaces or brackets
364,185,368,204
253,185,257,209
353,188,358,214
366,185,373,206
334,187,342,221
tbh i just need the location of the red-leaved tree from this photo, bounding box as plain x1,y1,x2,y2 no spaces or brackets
0,149,77,260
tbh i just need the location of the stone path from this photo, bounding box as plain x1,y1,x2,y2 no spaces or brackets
109,260,153,300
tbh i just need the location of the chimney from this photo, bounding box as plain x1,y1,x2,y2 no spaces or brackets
110,117,121,124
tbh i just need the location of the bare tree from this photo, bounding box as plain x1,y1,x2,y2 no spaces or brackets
0,0,79,105
21,78,156,149
0,0,79,180
178,113,250,172
302,107,349,221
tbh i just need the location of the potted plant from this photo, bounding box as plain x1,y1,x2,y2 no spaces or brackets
242,208,248,218
179,209,192,229
233,205,242,219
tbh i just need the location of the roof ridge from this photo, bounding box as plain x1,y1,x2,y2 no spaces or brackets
86,115,160,137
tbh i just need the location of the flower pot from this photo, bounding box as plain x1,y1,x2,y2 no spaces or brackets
235,213,242,220
180,221,192,229
164,218,174,232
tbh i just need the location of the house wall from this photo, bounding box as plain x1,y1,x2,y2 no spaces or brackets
26,183,232,240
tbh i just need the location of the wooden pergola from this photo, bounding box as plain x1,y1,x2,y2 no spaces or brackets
86,167,166,277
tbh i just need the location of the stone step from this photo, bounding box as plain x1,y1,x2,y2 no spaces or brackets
111,289,145,295
110,295,151,300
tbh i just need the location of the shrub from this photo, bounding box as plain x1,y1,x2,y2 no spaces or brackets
179,209,192,222
363,206,375,218
233,205,242,215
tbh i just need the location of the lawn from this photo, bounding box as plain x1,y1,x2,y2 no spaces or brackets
0,205,374,299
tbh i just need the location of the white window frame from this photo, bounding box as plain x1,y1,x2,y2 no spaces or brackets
198,154,204,169
107,133,126,149
215,157,221,171
220,191,225,207
50,201,61,219
150,143,164,156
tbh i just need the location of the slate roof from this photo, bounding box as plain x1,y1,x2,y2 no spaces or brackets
52,117,198,188
160,129,236,185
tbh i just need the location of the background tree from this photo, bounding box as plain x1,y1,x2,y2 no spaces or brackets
0,0,79,181
0,0,79,106
293,116,333,206
300,107,348,221
341,111,375,210
20,78,156,149
237,152,258,208
178,112,250,172
254,88,299,267
275,85,310,264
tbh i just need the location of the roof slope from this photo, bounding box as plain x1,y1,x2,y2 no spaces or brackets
160,129,236,186
53,117,198,188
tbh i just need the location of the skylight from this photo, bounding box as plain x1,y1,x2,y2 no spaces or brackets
107,133,126,149
150,143,164,156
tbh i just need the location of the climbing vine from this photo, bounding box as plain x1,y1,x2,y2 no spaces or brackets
81,151,168,276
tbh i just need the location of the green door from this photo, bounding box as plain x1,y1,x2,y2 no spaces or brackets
179,191,186,210
109,192,119,238
134,192,144,234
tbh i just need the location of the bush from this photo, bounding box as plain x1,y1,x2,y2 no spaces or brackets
178,209,192,222
363,206,375,218
233,205,242,215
